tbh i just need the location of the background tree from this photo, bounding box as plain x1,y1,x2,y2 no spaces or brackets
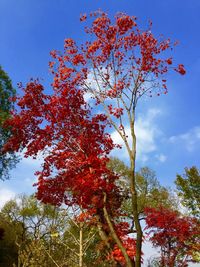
0,213,22,266
1,195,64,240
136,167,177,212
108,157,177,218
0,65,18,180
1,195,71,266
175,166,200,218
0,195,109,267
14,239,49,267
57,209,101,267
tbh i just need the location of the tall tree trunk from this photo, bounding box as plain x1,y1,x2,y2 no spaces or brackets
130,112,142,267
130,167,142,267
79,223,83,267
103,193,135,267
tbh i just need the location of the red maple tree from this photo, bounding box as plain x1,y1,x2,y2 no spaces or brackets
3,80,135,265
3,11,185,267
145,207,200,267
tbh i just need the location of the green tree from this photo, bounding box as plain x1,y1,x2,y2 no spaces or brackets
108,157,177,218
175,166,200,218
0,213,23,267
0,195,103,267
58,211,99,267
0,66,18,180
1,195,68,266
136,167,177,213
1,195,67,242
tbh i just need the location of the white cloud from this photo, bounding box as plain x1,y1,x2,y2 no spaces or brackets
0,187,15,209
169,126,200,152
84,67,116,106
111,108,162,162
83,91,93,103
85,71,164,164
83,70,105,104
135,109,161,157
155,153,167,163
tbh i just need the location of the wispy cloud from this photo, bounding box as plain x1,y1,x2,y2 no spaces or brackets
0,187,15,209
111,108,163,163
155,153,167,163
169,126,200,152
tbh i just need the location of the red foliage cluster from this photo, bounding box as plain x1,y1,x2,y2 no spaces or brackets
48,11,185,121
108,222,137,265
79,10,185,101
3,81,119,210
145,207,200,266
109,238,136,266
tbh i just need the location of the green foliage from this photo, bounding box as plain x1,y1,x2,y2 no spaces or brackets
16,240,49,267
175,166,200,218
0,66,15,118
0,195,106,266
0,195,66,266
136,167,176,212
107,157,130,182
0,65,18,180
1,195,66,241
108,157,177,218
0,214,23,267
61,218,100,266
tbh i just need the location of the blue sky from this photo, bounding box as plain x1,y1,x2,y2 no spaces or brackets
0,0,200,197
1,0,200,264
0,0,200,201
1,0,200,197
